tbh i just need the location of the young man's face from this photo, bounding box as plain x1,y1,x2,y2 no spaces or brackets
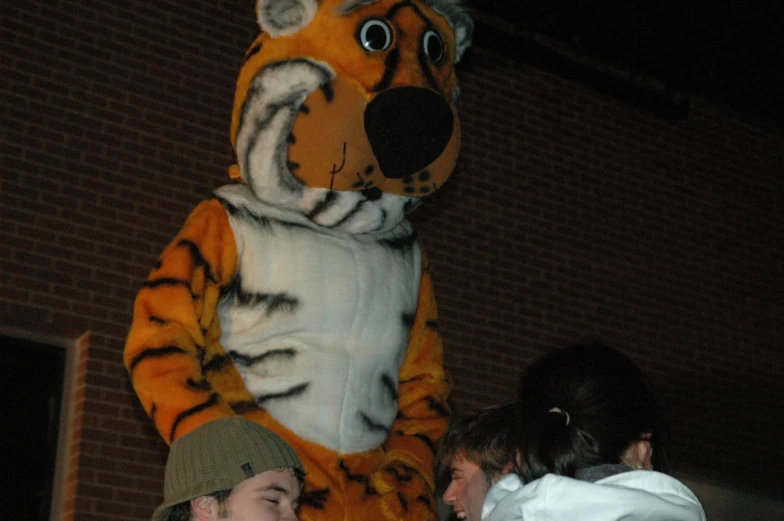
442,455,490,521
194,468,301,521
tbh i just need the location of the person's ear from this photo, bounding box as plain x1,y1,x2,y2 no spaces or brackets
501,461,515,476
190,496,219,521
637,438,653,469
621,436,653,470
514,448,523,468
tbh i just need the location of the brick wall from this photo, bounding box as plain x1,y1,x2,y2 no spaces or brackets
1,1,782,519
2,1,256,519
417,43,784,488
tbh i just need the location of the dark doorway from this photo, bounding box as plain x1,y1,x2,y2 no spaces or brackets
0,335,66,521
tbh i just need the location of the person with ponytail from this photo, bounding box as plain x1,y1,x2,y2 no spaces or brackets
482,344,705,521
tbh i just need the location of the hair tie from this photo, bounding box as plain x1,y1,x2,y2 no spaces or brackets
548,407,570,426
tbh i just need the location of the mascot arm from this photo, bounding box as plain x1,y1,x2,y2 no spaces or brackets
372,253,449,520
124,198,244,444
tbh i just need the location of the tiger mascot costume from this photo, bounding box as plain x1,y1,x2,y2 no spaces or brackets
124,1,473,520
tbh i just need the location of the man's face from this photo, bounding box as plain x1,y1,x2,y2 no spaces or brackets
196,468,301,521
442,455,490,521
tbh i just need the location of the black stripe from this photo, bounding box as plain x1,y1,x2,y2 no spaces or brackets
306,190,338,219
401,312,415,329
216,196,238,214
229,348,296,367
267,293,300,315
339,459,379,496
417,37,441,92
371,208,389,233
360,412,391,434
186,378,212,391
383,0,442,93
373,47,400,92
300,487,331,509
425,396,449,417
388,461,417,478
339,459,364,483
129,345,187,373
177,239,217,284
217,196,310,231
170,392,220,442
277,219,309,230
244,42,262,62
230,400,258,414
386,465,411,483
324,198,365,229
217,196,272,229
414,432,436,453
320,80,334,103
425,319,439,330
235,288,299,315
381,373,398,401
256,382,309,404
406,1,443,92
287,158,308,186
202,354,233,374
378,231,418,250
142,277,191,291
149,316,167,325
397,491,409,512
220,274,239,300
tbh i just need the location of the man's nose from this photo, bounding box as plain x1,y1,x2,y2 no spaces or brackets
442,482,456,504
282,506,299,521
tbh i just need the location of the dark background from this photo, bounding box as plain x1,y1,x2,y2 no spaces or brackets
0,336,65,521
466,0,783,121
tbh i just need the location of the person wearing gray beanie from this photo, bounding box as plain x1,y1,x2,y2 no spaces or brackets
151,416,305,521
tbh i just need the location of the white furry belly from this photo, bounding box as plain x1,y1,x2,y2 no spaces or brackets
217,200,420,453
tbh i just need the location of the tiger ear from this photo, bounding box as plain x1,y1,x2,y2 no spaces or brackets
428,1,474,63
256,0,318,37
450,11,474,63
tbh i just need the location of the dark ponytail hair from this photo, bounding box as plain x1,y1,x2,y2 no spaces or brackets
514,344,668,483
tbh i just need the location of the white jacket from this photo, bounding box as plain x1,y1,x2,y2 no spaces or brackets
482,470,706,521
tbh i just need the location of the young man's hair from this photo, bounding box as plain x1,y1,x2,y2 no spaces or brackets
438,402,518,484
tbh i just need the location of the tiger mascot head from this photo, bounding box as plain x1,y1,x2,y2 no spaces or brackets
230,0,473,233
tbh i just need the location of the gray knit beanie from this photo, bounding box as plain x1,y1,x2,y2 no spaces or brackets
151,417,303,521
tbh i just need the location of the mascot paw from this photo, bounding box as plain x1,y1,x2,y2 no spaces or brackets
372,460,436,521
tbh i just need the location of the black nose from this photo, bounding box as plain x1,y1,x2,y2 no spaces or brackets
364,87,453,179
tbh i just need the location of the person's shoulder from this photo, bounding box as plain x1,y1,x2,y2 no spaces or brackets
599,469,697,496
598,470,706,520
486,473,621,521
483,474,587,520
482,474,525,520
